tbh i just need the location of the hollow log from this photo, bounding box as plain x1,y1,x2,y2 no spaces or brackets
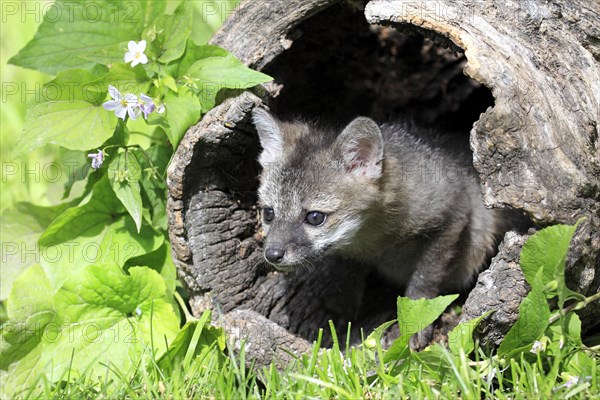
167,0,600,367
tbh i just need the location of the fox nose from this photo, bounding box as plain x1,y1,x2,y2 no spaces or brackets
265,247,285,263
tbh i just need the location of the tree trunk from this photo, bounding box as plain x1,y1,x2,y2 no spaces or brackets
167,0,600,367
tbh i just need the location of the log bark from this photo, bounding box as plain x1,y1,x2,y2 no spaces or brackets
167,0,600,366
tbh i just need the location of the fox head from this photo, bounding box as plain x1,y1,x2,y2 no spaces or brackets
252,108,385,270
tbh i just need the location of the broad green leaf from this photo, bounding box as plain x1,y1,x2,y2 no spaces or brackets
448,311,491,356
1,265,56,370
498,270,550,356
163,90,201,147
0,202,75,300
125,242,177,296
91,62,151,98
384,294,458,362
39,175,123,244
79,42,129,66
8,0,166,74
185,55,272,112
520,222,580,307
177,42,230,77
156,1,192,63
108,152,144,232
186,55,272,89
13,100,114,156
1,264,179,399
38,176,163,289
42,69,106,104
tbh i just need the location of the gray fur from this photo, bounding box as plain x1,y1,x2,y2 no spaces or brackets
253,108,512,349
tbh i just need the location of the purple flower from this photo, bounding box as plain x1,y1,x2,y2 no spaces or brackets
138,94,166,119
139,93,156,120
88,150,104,170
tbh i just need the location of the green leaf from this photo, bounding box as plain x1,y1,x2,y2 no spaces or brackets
163,90,201,147
108,151,144,232
39,175,122,244
411,345,454,382
498,270,550,357
42,69,106,104
38,175,163,289
125,242,177,296
102,120,130,148
1,263,179,399
156,1,193,63
138,143,172,230
384,294,458,362
364,319,397,349
0,202,76,301
185,55,272,112
186,55,272,89
1,265,56,370
520,222,580,307
60,148,91,199
13,100,114,157
547,312,583,353
158,311,226,373
91,62,151,98
564,349,595,380
161,74,179,93
448,311,491,355
79,42,129,66
8,0,166,74
177,42,230,77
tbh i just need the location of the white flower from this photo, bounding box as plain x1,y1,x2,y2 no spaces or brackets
102,85,140,120
124,40,148,67
530,340,544,354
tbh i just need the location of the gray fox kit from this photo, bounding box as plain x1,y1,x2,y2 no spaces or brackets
252,108,513,349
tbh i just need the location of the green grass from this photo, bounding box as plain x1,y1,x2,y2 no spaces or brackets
22,325,599,400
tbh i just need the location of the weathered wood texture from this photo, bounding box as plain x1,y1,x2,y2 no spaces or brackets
364,0,600,341
167,0,600,366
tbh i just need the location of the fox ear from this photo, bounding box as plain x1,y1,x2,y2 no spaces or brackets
252,108,284,167
335,117,384,179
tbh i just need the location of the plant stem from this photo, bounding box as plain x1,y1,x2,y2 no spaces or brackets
173,290,196,322
548,291,600,324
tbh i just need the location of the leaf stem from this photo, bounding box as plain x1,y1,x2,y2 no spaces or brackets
548,291,600,324
582,344,600,354
173,290,196,323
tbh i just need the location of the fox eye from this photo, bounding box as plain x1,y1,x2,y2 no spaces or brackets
262,207,275,222
305,211,326,226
